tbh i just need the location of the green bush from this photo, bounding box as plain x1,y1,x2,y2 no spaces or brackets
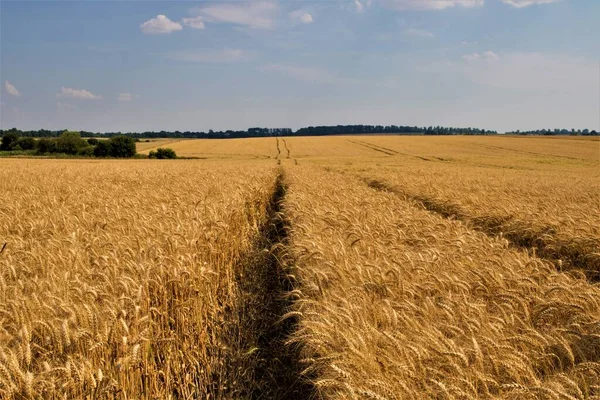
94,141,110,157
77,146,95,157
17,137,36,150
56,131,86,155
1,133,19,151
149,148,177,159
108,136,136,158
87,138,99,146
37,138,58,154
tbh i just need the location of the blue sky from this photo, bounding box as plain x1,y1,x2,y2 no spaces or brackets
1,0,598,132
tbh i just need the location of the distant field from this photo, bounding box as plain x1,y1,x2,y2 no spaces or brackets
1,136,599,399
137,135,600,165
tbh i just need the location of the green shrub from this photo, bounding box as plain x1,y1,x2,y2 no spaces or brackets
77,146,95,157
108,136,136,158
1,133,19,151
87,138,99,146
37,138,58,154
17,137,36,150
56,131,86,155
149,148,177,159
94,141,110,157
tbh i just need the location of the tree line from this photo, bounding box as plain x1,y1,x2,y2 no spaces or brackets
3,125,599,140
295,125,496,136
505,128,598,136
0,125,498,139
1,131,137,157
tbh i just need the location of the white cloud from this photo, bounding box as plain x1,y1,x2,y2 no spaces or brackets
56,87,101,100
4,81,20,96
448,53,597,93
382,0,484,10
404,28,435,38
57,102,77,111
259,64,338,84
502,0,560,7
182,16,205,29
118,93,140,102
354,0,366,12
194,1,277,30
290,10,314,24
140,15,183,34
462,51,500,61
483,51,500,60
168,48,251,63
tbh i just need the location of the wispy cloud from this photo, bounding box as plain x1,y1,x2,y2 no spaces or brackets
193,1,277,30
353,0,373,12
462,51,500,61
259,63,341,84
57,101,77,111
448,52,597,92
354,0,366,12
118,93,139,102
290,10,314,24
4,81,20,96
56,87,101,100
181,16,205,29
382,0,484,10
167,48,252,63
404,28,435,38
140,15,183,34
502,0,560,7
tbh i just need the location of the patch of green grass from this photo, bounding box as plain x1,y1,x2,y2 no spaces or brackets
0,150,37,157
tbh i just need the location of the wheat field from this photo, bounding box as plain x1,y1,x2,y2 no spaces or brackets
0,135,599,399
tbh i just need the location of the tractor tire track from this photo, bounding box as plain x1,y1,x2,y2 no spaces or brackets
282,138,291,158
348,139,441,161
364,178,600,283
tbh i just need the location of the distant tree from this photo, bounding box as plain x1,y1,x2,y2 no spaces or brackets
1,133,19,151
16,137,36,150
37,138,57,154
108,136,136,158
149,148,177,159
87,138,99,146
94,141,110,157
56,131,86,154
77,146,95,157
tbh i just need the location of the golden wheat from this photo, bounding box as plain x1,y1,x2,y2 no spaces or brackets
285,164,600,399
1,135,598,399
0,159,278,398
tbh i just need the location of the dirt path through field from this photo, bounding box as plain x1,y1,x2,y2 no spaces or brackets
233,169,313,399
